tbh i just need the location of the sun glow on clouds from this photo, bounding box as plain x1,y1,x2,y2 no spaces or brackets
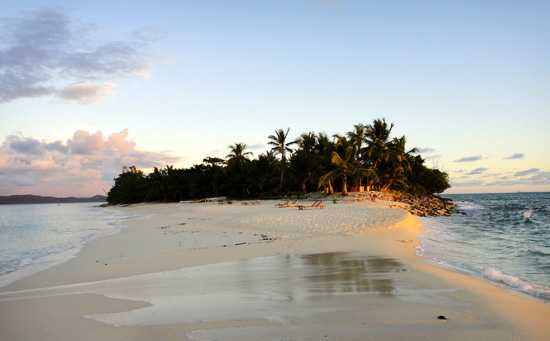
447,166,550,193
443,149,550,193
57,82,114,104
0,130,179,197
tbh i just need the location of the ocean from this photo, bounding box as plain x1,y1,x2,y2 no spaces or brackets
420,192,550,300
0,202,129,288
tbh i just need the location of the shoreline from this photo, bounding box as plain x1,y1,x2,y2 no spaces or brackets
1,200,549,340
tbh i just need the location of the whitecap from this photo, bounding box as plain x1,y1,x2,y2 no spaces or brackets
482,267,550,299
456,201,486,211
522,209,534,221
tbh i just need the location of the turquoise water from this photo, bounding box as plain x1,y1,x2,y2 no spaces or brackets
420,192,550,300
0,203,129,288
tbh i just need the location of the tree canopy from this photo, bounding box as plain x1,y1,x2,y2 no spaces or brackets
107,119,450,204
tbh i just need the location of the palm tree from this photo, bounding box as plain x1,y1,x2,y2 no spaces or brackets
253,151,278,194
203,156,225,167
379,136,413,191
346,124,366,159
318,146,377,195
268,128,295,192
226,143,252,164
316,132,334,164
363,118,394,168
297,132,317,153
293,132,318,193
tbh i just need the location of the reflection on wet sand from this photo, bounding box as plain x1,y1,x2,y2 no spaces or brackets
82,253,404,326
300,252,403,295
0,253,408,327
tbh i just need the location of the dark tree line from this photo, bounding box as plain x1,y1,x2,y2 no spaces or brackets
107,119,450,204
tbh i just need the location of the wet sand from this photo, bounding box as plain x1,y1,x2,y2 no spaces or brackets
1,200,549,340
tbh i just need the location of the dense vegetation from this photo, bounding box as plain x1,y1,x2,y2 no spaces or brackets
107,119,450,204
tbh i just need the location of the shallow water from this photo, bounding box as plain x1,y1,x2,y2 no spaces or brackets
420,192,550,300
0,203,129,288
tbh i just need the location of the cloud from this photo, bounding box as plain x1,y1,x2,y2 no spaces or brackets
415,147,436,154
6,134,68,155
424,154,441,161
449,168,550,190
503,153,525,160
467,167,488,175
248,143,265,151
451,179,484,187
0,9,153,103
7,135,44,155
514,168,540,177
57,82,113,104
0,129,179,196
485,171,550,186
454,155,483,163
528,171,550,184
67,130,105,154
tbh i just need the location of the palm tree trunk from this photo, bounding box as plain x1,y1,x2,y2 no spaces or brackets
301,172,311,194
279,156,286,193
342,175,348,195
279,167,285,192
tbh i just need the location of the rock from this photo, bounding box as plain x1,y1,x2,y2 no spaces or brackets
397,193,455,217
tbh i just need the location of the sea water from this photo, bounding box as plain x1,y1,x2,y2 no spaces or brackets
420,192,550,300
0,203,130,288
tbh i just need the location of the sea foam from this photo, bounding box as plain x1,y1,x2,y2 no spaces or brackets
482,267,550,299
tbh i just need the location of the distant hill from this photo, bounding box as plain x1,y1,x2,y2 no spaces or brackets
0,195,107,205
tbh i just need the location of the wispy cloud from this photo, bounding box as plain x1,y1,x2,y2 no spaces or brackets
424,154,441,161
485,171,550,186
503,153,525,160
415,147,436,154
514,168,540,177
0,129,178,196
450,168,550,189
57,82,114,104
451,179,484,187
0,9,154,103
454,155,483,163
248,143,265,151
467,167,488,175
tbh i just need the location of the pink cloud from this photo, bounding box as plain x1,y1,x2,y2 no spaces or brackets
57,82,114,104
68,130,105,154
0,129,179,196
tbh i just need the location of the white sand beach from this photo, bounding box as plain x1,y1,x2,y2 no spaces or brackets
1,199,549,340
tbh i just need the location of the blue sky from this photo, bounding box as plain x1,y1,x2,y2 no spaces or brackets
1,1,549,195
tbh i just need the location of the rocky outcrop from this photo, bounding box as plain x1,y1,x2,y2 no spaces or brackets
344,191,455,217
400,194,456,217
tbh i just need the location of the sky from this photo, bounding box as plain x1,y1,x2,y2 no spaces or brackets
1,1,549,196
